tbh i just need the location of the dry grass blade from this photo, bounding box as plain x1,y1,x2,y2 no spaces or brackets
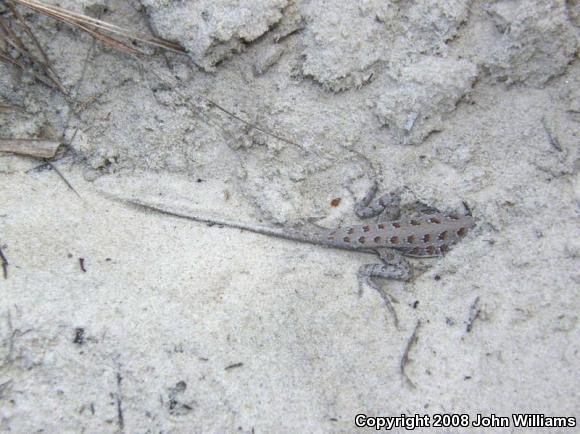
11,1,145,55
0,105,23,112
11,0,186,54
73,21,144,55
5,0,66,93
6,1,52,69
0,5,66,93
0,16,28,52
0,51,58,89
0,138,63,158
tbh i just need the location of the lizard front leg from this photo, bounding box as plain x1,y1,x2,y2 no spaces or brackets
354,182,402,221
357,249,413,329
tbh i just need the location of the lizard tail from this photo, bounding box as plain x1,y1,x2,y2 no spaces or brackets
121,197,342,249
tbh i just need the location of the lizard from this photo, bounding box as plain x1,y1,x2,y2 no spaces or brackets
120,184,475,327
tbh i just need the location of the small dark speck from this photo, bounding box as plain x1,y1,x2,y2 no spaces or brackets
106,258,112,262
330,197,341,207
67,253,73,258
464,376,472,380
434,275,441,281
412,300,419,309
79,257,86,272
196,178,204,183
225,362,243,370
446,317,455,326
329,418,338,422
73,328,85,345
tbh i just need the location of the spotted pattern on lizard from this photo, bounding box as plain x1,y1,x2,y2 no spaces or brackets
322,213,473,256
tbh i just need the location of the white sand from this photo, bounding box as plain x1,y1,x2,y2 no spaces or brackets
1,0,578,432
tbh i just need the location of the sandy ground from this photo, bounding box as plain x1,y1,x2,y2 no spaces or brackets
1,0,579,432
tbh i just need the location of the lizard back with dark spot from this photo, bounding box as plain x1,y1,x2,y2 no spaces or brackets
322,213,475,256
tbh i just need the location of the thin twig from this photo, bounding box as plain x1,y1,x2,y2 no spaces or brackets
466,296,481,333
0,246,8,279
225,362,244,370
115,370,125,431
400,320,421,389
47,161,81,198
376,287,399,329
67,19,101,117
541,117,562,152
200,95,301,148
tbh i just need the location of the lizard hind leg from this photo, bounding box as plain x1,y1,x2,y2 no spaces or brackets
357,249,413,329
354,182,403,220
